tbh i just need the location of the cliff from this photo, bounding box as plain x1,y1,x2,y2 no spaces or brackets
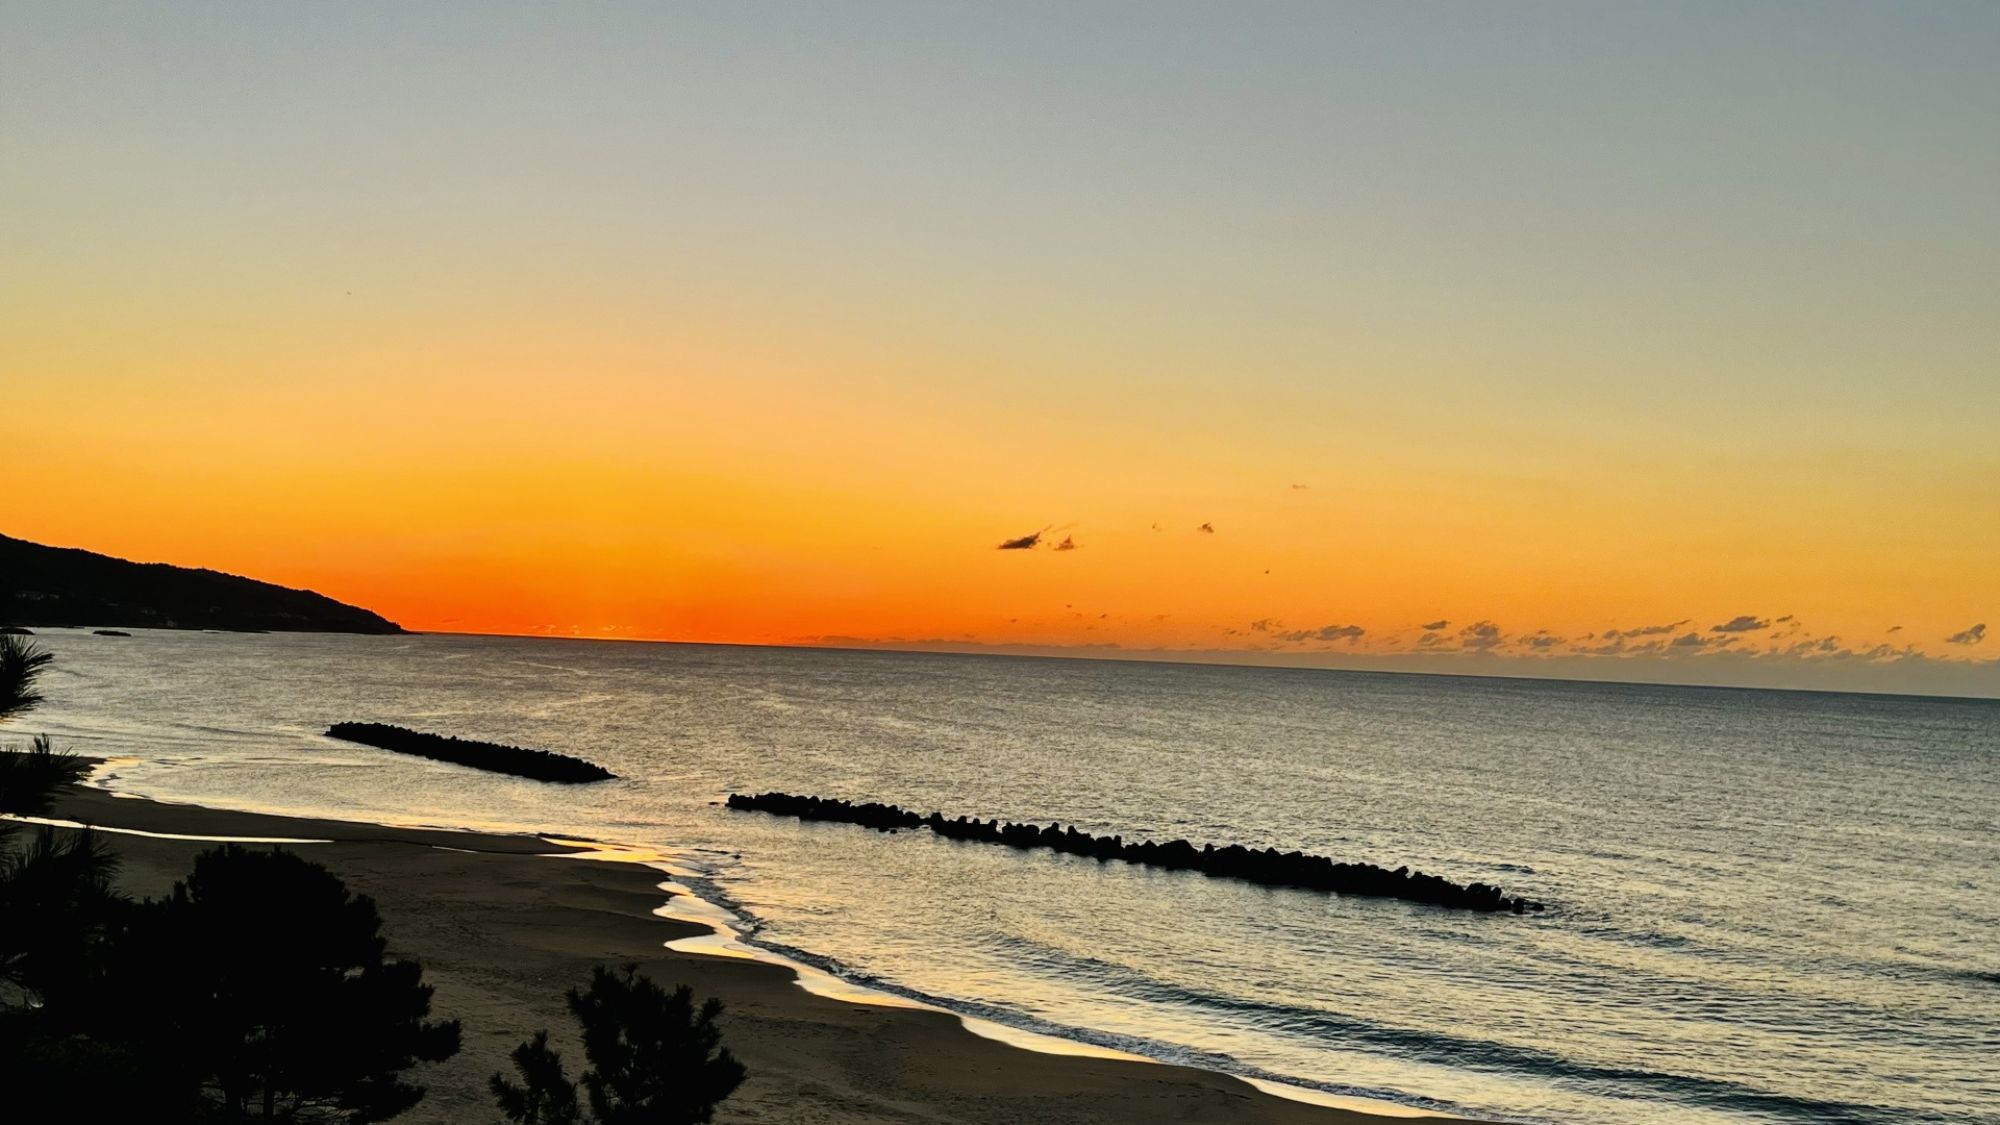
0,534,404,634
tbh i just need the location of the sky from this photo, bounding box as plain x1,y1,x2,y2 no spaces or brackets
5,3,1997,697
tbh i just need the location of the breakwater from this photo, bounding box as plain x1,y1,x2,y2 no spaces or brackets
726,791,1544,914
325,722,615,783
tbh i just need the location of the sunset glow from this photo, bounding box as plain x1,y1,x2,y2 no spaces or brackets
7,4,1996,695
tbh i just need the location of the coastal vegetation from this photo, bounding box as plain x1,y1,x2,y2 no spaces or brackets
727,790,1546,914
326,722,616,783
1,636,119,1007
117,845,465,1120
493,965,747,1125
0,532,403,634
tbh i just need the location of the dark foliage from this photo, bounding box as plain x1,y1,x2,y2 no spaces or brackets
0,1009,189,1120
728,791,1546,914
0,532,403,633
494,966,745,1125
326,722,615,783
0,806,123,1004
0,733,91,818
0,639,123,1006
491,1031,584,1125
110,846,461,1121
0,633,54,720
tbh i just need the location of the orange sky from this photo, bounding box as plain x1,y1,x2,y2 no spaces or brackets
6,5,1997,695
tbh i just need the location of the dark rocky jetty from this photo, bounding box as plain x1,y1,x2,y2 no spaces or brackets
326,722,614,783
726,791,1544,914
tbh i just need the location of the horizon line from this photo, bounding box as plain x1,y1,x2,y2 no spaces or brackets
400,627,2000,707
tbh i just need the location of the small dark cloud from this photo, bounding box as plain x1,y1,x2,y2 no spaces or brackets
1602,620,1686,640
1710,615,1770,634
1289,483,1309,490
1197,522,1215,534
1458,620,1503,650
1248,618,1281,633
1671,632,1713,649
1421,619,1450,631
1946,623,1987,645
1278,623,1366,644
1775,615,1795,624
1151,522,1162,532
1887,625,1903,634
1523,631,1564,650
997,531,1042,550
1052,535,1078,552
1418,631,1446,648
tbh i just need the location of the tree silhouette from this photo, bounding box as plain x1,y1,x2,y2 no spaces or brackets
0,637,121,1007
125,845,461,1121
0,634,160,1117
492,1031,585,1125
0,633,54,719
494,965,745,1125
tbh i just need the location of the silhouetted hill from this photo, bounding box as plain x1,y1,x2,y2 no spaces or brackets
0,534,404,634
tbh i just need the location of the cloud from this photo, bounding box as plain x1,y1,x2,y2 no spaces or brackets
1277,624,1366,644
1289,483,1309,490
1710,615,1770,634
1458,620,1503,650
1417,631,1447,648
997,530,1043,550
1775,615,1795,624
1671,631,1740,651
1946,623,1987,645
1602,621,1686,640
1777,635,1847,659
1522,631,1564,650
1197,522,1215,534
1887,625,1903,634
1248,618,1281,633
1420,619,1450,631
1052,535,1078,552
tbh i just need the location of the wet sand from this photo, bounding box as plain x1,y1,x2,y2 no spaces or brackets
48,786,1469,1125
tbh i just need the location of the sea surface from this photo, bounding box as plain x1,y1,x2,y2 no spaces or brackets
15,630,1999,1124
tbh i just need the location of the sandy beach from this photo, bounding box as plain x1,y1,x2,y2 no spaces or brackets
48,785,1466,1125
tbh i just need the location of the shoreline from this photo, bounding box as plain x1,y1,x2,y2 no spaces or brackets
48,783,1477,1125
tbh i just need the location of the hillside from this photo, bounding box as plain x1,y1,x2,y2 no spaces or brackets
0,534,404,634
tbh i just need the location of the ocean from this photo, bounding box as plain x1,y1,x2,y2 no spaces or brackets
16,629,1998,1124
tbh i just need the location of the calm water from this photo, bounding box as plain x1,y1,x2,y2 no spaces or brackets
17,630,2000,1124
